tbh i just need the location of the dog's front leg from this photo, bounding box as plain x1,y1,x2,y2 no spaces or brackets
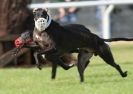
33,51,42,70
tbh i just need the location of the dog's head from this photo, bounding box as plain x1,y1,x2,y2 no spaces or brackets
33,8,52,32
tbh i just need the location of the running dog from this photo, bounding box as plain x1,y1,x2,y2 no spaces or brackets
15,8,133,82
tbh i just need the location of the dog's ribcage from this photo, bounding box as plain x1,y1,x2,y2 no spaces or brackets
33,30,55,52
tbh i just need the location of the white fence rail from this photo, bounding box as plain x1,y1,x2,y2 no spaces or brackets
29,0,133,9
28,0,133,39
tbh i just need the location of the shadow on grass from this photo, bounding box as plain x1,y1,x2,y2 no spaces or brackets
56,70,132,84
46,77,132,85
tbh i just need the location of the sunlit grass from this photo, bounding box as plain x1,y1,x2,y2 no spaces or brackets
0,42,133,94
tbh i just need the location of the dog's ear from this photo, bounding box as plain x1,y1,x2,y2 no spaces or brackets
44,8,51,16
33,8,37,13
43,8,49,12
33,8,45,13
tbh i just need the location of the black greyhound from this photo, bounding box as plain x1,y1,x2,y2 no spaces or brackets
15,8,133,82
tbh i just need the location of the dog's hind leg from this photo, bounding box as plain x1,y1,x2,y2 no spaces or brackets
51,62,58,79
98,43,127,77
77,50,93,82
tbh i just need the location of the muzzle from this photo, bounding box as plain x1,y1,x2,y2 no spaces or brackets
35,18,47,32
35,15,52,32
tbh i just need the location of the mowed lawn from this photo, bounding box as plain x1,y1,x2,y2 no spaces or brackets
0,42,133,94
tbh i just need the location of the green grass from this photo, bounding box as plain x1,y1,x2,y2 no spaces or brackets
0,43,133,94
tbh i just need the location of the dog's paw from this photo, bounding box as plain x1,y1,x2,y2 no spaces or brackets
69,63,75,67
122,71,128,77
51,76,56,80
37,65,42,70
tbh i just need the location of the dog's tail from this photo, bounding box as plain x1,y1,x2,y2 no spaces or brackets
103,38,133,42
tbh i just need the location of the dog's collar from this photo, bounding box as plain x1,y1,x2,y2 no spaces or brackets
45,15,52,29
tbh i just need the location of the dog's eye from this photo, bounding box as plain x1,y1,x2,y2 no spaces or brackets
42,11,47,17
33,12,37,16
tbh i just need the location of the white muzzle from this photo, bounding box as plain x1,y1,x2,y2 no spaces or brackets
35,18,47,32
35,16,52,32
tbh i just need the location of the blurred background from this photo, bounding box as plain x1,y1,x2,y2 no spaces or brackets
0,0,133,68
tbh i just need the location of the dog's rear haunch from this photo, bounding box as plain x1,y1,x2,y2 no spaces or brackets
29,8,133,82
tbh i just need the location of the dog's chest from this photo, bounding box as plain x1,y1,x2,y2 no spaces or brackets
33,31,55,51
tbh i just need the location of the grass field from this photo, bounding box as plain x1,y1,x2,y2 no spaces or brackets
0,42,133,94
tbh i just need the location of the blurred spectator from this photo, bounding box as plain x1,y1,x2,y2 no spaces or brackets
128,5,133,10
54,0,80,23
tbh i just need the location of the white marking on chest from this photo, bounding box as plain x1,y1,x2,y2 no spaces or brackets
35,34,43,41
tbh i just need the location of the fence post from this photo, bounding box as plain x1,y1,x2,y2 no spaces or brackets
102,5,114,39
